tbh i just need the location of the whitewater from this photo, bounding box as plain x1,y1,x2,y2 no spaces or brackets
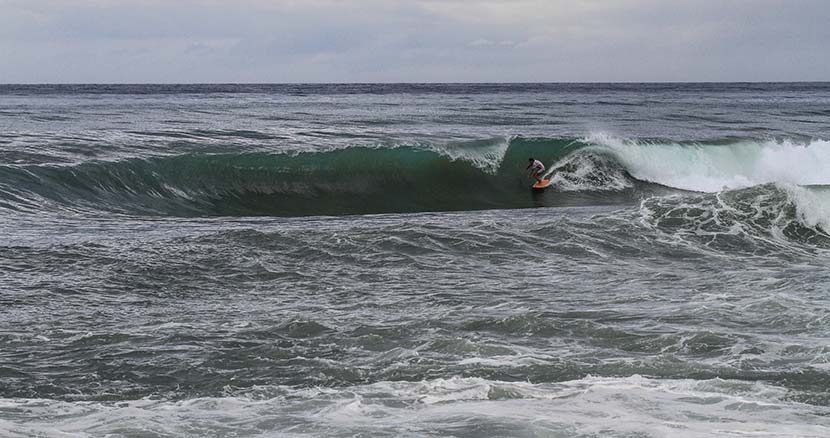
1,83,829,437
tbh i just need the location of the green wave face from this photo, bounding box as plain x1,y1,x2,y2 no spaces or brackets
0,138,598,217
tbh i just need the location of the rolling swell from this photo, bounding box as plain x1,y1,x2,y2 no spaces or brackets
1,136,829,241
0,138,607,217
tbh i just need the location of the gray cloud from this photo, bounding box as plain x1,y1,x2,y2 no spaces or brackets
0,0,827,83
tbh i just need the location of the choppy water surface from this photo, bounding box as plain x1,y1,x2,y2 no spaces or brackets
1,83,829,437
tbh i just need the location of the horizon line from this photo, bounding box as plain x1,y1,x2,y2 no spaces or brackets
2,80,829,86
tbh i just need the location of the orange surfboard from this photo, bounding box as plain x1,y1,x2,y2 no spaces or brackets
532,179,553,189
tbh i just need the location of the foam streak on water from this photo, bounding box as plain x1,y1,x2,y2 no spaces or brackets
3,376,829,438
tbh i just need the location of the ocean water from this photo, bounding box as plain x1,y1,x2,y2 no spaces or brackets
1,83,829,437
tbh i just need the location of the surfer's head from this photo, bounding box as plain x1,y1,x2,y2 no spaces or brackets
528,158,534,163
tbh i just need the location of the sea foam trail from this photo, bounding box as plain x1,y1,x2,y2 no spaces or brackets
2,376,828,438
585,133,830,192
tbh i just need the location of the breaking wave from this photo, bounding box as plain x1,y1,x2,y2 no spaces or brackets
0,135,828,240
582,133,830,192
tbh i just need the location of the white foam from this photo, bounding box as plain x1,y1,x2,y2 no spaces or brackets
434,137,511,174
784,184,830,233
547,151,632,191
3,376,828,437
586,133,830,192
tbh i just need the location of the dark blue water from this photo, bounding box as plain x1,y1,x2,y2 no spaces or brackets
1,83,829,437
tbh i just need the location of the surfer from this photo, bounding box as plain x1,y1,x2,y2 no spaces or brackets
526,158,545,184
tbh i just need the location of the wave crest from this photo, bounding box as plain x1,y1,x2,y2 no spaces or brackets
1,135,829,238
0,138,580,217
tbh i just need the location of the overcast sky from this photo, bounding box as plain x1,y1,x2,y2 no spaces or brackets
1,0,828,83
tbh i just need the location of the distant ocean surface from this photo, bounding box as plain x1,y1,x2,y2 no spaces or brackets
1,83,829,437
